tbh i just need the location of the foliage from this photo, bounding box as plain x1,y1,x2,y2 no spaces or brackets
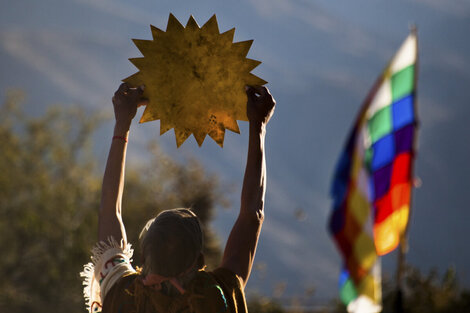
382,265,470,313
331,264,470,313
247,296,286,313
0,92,226,312
0,91,102,311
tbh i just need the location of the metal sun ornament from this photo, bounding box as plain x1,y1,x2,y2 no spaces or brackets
123,14,267,147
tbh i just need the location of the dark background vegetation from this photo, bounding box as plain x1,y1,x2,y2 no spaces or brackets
1,93,469,313
0,92,223,312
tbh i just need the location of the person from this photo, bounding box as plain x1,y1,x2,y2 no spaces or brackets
81,82,276,313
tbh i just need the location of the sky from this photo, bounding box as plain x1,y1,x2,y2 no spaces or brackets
1,0,470,305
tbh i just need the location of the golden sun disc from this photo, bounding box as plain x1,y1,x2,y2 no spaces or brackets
123,14,267,147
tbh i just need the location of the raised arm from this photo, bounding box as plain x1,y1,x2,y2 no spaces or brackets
221,86,276,287
98,83,146,244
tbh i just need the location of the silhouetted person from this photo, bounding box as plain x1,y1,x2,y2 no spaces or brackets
81,83,276,313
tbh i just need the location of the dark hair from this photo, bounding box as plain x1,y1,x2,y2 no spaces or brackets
139,208,204,277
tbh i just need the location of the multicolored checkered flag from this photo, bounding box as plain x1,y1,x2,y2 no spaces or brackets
329,31,418,312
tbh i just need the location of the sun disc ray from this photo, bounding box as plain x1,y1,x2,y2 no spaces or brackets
132,39,154,55
150,25,164,40
174,127,191,147
193,131,207,146
244,59,262,71
221,28,235,43
202,14,219,34
246,73,268,86
186,15,200,29
232,40,253,57
167,13,185,33
209,128,225,148
160,120,173,135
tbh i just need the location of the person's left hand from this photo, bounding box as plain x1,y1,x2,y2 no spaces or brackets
246,85,276,127
112,83,148,125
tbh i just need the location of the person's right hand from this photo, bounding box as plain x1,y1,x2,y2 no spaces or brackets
112,83,148,126
246,86,276,126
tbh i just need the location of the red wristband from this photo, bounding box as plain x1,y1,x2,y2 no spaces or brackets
112,136,128,143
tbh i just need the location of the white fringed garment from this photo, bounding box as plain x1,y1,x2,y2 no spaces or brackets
80,237,135,313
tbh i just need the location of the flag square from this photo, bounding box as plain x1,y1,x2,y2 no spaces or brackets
368,174,375,204
340,272,358,304
371,134,396,171
364,147,373,171
374,191,392,224
368,107,392,143
394,124,414,154
353,232,377,270
391,183,411,213
367,79,392,118
339,268,351,286
392,95,414,130
346,257,366,282
372,163,392,200
335,229,353,257
374,216,400,255
331,152,352,208
357,268,380,300
390,35,417,73
330,206,346,234
350,186,371,225
391,153,411,185
391,65,414,101
344,209,363,241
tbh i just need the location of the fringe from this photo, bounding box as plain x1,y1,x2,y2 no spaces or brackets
80,262,96,312
80,237,134,312
90,236,133,264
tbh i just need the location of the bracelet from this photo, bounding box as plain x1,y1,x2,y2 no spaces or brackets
112,136,128,143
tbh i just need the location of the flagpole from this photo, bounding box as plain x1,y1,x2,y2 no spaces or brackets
395,24,419,313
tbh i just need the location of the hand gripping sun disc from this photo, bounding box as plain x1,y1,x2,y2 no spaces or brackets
123,14,267,147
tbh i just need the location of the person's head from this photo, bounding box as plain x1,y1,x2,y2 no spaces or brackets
139,208,204,278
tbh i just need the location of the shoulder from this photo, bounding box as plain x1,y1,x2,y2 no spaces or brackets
210,267,244,290
102,273,140,311
208,268,248,313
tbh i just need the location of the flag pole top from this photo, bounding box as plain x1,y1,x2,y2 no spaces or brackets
409,23,418,35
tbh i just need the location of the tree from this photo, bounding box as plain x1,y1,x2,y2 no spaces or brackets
330,264,470,313
0,91,226,312
247,296,286,313
381,265,470,313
